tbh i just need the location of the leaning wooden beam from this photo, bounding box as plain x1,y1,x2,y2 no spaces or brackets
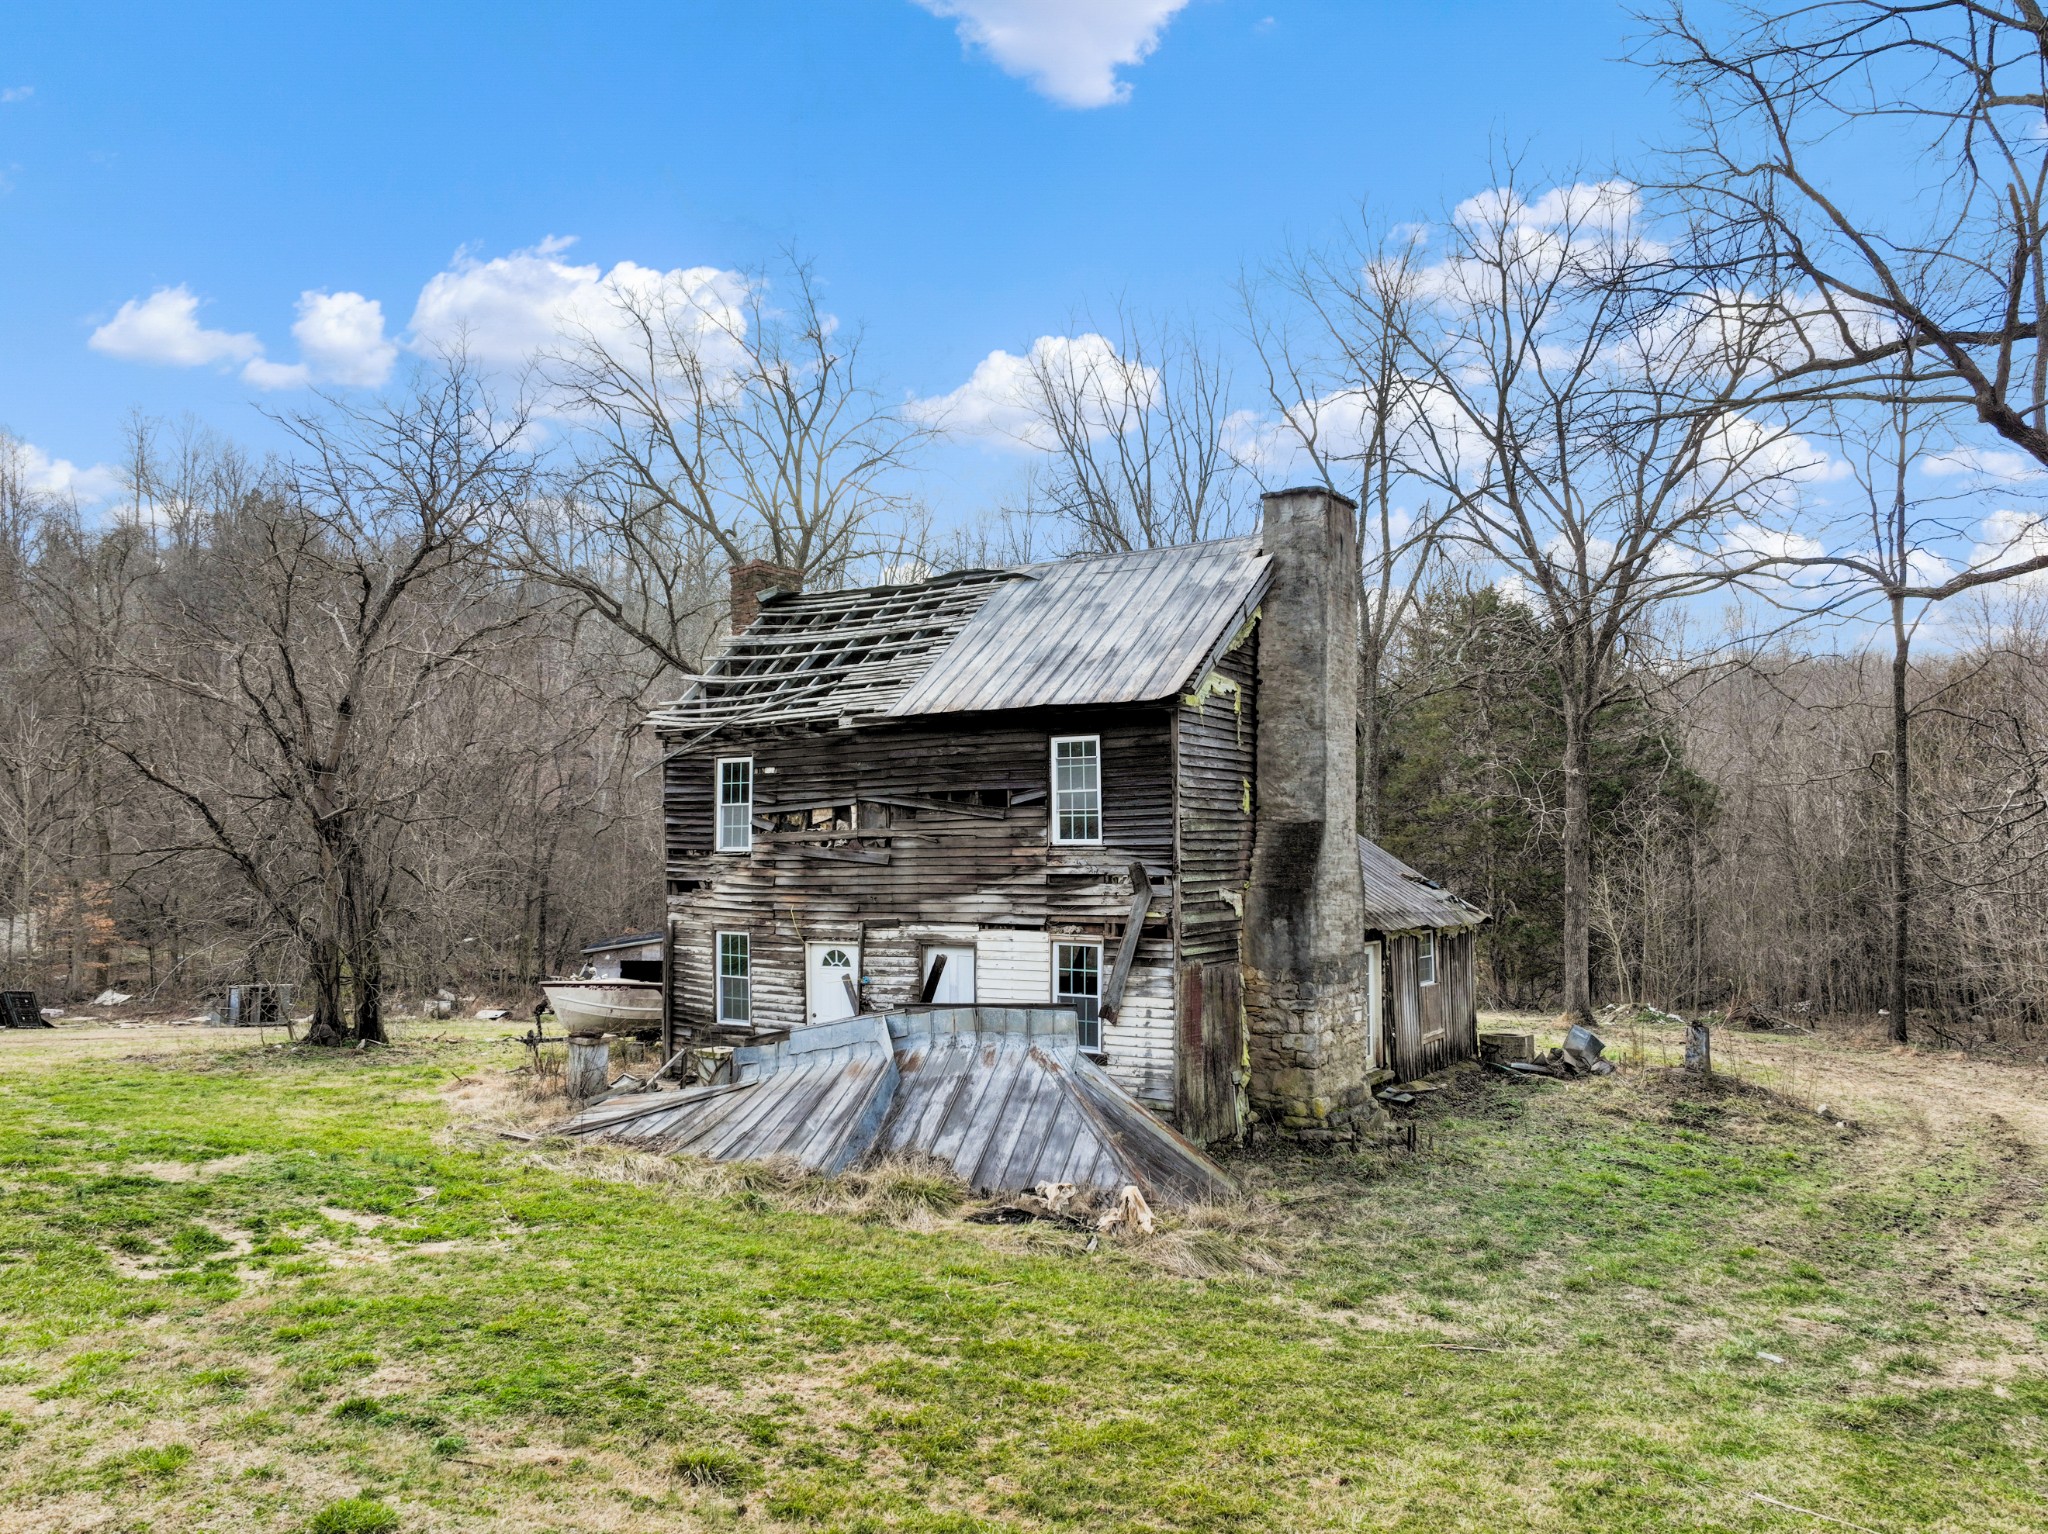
1098,860,1153,1024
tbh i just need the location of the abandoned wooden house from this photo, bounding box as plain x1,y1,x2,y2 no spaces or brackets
650,485,1484,1145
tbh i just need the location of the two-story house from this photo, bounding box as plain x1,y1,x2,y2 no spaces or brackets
650,486,1482,1145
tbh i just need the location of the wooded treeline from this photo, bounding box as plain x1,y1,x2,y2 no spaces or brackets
5,0,2048,1048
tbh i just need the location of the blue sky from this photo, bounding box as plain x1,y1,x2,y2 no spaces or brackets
1,1,1676,507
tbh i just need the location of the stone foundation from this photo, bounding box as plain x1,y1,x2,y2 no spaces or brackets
1244,965,1385,1140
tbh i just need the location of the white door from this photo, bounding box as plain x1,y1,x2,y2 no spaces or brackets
922,945,976,1003
806,942,861,1023
1363,940,1384,1062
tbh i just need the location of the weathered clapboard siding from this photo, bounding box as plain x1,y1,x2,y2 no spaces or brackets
1384,929,1479,1082
667,707,1173,903
665,708,1175,1072
1170,620,1256,1139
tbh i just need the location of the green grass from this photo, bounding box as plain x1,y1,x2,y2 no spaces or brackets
0,1022,2041,1531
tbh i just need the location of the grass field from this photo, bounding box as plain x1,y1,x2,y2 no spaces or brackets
0,1017,2042,1532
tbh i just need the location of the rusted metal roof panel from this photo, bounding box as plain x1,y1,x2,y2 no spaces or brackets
1358,836,1488,933
888,537,1270,717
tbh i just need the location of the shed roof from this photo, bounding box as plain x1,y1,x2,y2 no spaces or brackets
1358,837,1488,932
581,931,664,954
649,537,1270,738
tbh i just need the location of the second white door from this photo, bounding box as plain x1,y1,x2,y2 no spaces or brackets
806,942,861,1023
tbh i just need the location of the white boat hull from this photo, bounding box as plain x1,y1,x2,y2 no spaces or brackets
541,980,662,1034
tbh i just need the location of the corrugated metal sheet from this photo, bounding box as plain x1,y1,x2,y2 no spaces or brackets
889,537,1270,717
1358,837,1488,933
552,1006,1231,1203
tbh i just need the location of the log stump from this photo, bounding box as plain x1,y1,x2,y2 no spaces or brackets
566,1035,611,1102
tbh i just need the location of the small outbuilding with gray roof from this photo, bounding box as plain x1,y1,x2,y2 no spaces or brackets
1358,838,1487,1083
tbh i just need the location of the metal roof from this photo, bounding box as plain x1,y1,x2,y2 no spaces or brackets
1357,837,1488,932
551,1007,1231,1203
648,537,1270,737
889,537,1270,717
581,931,664,954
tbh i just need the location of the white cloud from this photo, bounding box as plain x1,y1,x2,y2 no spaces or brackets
0,87,31,104
408,238,747,371
1922,444,2042,483
90,283,396,392
911,333,1158,447
912,0,1189,108
1452,180,1642,233
88,286,261,369
291,290,396,388
239,356,311,391
6,437,123,504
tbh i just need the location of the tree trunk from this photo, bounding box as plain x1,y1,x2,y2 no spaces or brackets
342,855,387,1044
350,923,386,1043
304,935,347,1046
1561,705,1595,1023
1357,641,1382,840
1889,597,1911,1045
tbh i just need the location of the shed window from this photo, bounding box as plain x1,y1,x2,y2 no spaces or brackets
717,931,751,1022
1050,736,1102,845
716,757,753,852
1417,931,1438,987
1054,941,1103,1049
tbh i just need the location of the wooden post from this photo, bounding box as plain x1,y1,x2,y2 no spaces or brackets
1684,1019,1712,1076
660,918,676,1062
566,1036,611,1102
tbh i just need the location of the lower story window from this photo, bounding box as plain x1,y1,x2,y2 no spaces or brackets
1054,941,1103,1050
717,931,751,1023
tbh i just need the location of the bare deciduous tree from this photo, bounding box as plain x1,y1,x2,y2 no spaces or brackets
1646,0,2048,494
531,258,929,677
1004,312,1248,554
1392,170,1815,1020
98,365,537,1043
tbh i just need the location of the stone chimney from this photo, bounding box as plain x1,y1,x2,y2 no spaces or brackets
1243,486,1378,1141
729,559,803,635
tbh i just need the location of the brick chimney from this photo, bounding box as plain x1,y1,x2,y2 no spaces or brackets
729,559,803,635
1243,486,1379,1141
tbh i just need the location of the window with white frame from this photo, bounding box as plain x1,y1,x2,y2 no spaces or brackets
1050,735,1102,845
715,757,753,852
717,931,751,1022
1417,931,1438,987
1054,941,1103,1049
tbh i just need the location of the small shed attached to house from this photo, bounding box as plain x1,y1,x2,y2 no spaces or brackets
580,932,665,983
1359,838,1487,1082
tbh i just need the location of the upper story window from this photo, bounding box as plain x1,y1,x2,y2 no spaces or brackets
1417,931,1438,987
1050,735,1102,845
716,757,753,852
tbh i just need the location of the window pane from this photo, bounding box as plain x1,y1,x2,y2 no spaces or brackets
1054,942,1101,1049
718,932,750,1021
1052,738,1101,843
717,759,752,851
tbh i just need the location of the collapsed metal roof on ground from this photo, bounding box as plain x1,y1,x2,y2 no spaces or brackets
551,1007,1232,1205
1357,837,1489,933
647,537,1270,735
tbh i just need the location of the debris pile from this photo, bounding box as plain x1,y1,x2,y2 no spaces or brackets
1495,1024,1617,1081
965,1180,1157,1235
